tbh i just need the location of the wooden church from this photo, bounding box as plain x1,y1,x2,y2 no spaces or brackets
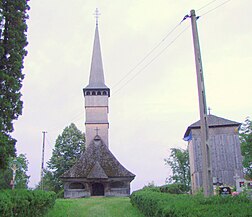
61,15,135,198
184,114,244,193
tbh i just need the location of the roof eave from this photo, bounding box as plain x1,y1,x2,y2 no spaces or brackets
183,123,241,139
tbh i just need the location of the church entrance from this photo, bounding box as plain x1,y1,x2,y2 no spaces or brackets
91,183,104,196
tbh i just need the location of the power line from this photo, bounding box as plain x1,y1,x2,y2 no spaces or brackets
112,0,233,95
47,110,83,133
112,25,190,96
200,0,232,17
46,136,54,151
112,0,231,91
112,23,181,89
197,0,219,11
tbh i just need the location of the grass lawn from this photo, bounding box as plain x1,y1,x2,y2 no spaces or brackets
45,197,144,217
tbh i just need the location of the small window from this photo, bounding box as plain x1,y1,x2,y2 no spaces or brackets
102,91,107,95
97,91,101,95
110,181,126,188
92,91,96,95
86,91,90,95
69,182,85,189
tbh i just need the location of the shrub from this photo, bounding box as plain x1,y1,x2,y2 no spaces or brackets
142,186,160,192
56,189,64,198
160,183,188,194
0,191,12,216
130,188,252,217
0,189,56,217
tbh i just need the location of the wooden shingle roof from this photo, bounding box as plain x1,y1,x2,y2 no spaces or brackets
84,24,108,90
184,114,240,138
61,135,135,179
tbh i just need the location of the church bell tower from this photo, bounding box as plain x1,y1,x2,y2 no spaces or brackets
61,10,135,198
83,13,110,147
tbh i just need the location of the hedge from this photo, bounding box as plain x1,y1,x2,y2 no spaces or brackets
159,184,188,194
130,189,252,217
0,189,56,217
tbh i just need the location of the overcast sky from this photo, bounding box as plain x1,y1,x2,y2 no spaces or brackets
12,0,252,191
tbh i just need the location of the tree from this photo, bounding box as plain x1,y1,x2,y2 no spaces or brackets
36,169,56,192
0,153,30,189
0,0,29,169
164,148,191,191
45,123,85,192
239,117,252,179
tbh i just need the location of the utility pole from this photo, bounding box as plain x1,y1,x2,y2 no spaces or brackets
41,131,47,190
190,9,213,196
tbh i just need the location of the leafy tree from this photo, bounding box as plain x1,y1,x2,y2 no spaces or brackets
164,148,191,191
36,169,56,191
42,123,85,192
0,0,29,169
239,117,252,179
0,153,30,189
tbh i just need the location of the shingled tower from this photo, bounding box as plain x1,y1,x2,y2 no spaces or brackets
184,114,243,194
83,15,110,147
61,11,135,198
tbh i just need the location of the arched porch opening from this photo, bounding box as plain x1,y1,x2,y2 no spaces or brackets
91,183,104,196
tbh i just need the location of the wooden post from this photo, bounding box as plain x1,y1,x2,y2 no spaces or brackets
190,9,213,196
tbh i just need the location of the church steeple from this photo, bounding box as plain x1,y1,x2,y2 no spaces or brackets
86,24,108,89
61,10,135,198
83,10,110,147
85,9,109,91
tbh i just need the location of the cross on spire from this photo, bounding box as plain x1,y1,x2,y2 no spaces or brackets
93,8,101,26
94,127,100,136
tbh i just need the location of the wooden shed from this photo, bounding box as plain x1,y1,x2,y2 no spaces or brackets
184,115,244,193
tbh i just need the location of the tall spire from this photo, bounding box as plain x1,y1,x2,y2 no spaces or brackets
83,9,110,147
86,9,108,89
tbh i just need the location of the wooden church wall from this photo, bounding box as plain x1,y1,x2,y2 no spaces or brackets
189,126,243,191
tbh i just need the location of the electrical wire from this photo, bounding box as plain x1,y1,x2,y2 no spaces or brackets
112,25,191,96
197,0,219,11
46,135,54,151
112,0,233,95
47,110,83,133
200,0,232,17
112,23,181,89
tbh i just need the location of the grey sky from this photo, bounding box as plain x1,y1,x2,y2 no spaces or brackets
13,0,252,191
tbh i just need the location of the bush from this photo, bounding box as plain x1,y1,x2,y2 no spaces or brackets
142,186,160,193
56,189,64,198
0,189,56,217
143,183,189,194
0,191,12,216
130,189,252,217
160,183,188,194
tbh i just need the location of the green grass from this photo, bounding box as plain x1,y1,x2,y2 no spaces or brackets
45,197,144,217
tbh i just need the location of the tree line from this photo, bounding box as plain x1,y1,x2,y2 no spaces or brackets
0,0,29,189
